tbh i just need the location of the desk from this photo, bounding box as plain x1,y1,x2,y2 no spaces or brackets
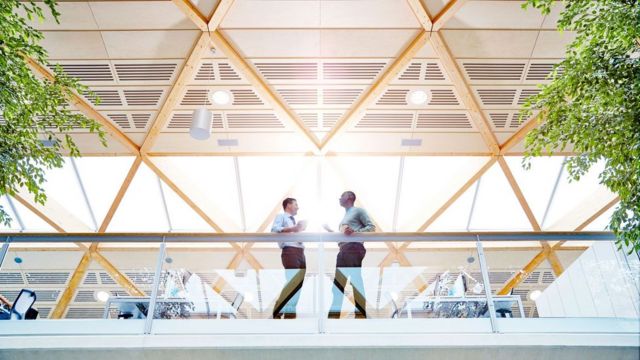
103,296,238,319
396,295,524,319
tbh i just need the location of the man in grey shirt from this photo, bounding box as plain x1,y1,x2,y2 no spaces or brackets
323,191,375,319
271,198,306,319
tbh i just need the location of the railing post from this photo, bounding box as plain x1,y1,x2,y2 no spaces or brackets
0,237,10,270
144,237,166,334
476,235,499,333
317,234,326,334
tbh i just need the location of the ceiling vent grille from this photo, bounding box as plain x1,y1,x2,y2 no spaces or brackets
0,272,24,285
523,271,541,284
125,271,156,285
323,89,362,105
123,89,163,106
107,113,130,129
114,63,177,82
377,89,409,105
541,271,555,284
463,63,525,81
231,89,263,106
25,272,70,285
477,89,517,105
83,272,98,285
323,62,386,80
517,89,541,105
167,112,223,129
255,63,318,80
356,113,413,129
218,62,241,80
85,90,122,106
195,62,215,81
65,308,104,319
227,113,283,128
428,89,459,106
399,62,421,80
181,89,210,106
74,290,96,303
99,272,116,285
277,89,318,105
526,63,563,80
424,62,445,80
58,64,114,82
131,113,152,129
299,113,319,128
416,113,472,129
322,113,342,128
510,112,525,128
489,113,509,128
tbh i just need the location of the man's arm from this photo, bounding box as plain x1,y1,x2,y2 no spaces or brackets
271,214,300,233
357,209,376,232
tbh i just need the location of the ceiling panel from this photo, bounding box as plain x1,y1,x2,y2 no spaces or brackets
101,30,201,58
42,31,108,59
88,1,197,30
444,1,545,29
25,2,98,30
191,0,221,20
531,30,576,58
441,30,539,58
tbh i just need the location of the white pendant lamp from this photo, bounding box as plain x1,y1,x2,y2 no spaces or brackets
190,108,213,140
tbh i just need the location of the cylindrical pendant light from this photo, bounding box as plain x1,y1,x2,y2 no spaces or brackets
190,108,212,140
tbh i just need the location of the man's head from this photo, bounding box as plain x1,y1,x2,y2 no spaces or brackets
282,197,298,215
339,191,356,208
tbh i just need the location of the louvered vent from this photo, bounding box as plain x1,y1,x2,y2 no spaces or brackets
510,112,525,128
231,89,263,106
322,113,342,128
83,272,98,285
38,308,51,319
323,89,362,105
0,291,19,301
425,62,445,80
541,271,555,284
517,89,541,105
125,272,155,285
323,62,386,80
74,290,96,303
99,272,116,285
277,89,318,105
523,271,540,284
107,114,131,129
299,113,319,128
356,113,413,128
195,62,215,81
0,272,23,285
255,63,318,80
114,63,177,82
33,290,60,302
218,62,241,80
428,89,459,106
65,308,104,319
58,64,114,82
123,89,163,106
477,89,516,105
489,113,509,128
488,271,514,284
131,113,152,129
526,63,563,80
25,272,69,285
399,63,421,80
85,90,122,106
227,113,283,128
181,89,210,106
377,89,408,105
463,63,525,81
416,113,471,129
167,112,223,129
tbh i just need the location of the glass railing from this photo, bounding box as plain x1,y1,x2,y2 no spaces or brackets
0,232,637,335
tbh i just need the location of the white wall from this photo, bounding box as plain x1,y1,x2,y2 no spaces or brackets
536,242,640,318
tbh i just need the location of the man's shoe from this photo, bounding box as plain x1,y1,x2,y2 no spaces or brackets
327,312,341,319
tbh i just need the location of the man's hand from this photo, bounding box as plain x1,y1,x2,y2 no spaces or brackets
322,223,334,232
343,226,354,236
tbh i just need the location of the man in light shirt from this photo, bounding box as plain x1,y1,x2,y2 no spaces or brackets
323,191,375,319
271,198,306,319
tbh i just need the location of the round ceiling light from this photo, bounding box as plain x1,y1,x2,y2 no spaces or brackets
406,89,430,105
95,290,110,302
210,90,233,105
528,290,542,301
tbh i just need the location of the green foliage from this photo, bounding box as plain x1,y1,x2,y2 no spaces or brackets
521,0,640,251
0,0,106,227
